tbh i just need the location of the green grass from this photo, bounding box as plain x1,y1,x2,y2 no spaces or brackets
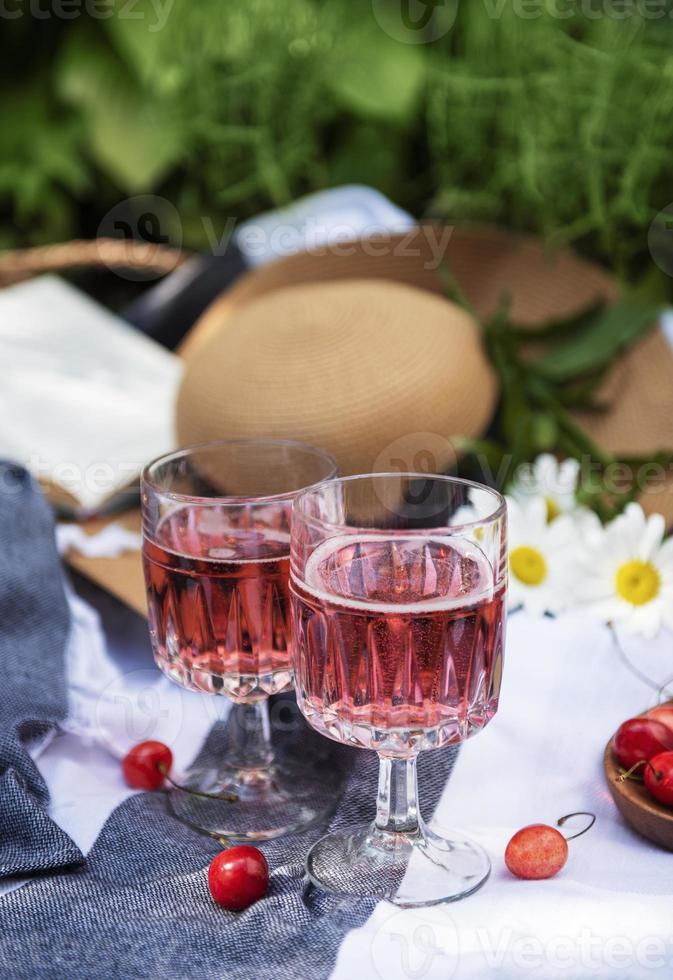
2,1,673,292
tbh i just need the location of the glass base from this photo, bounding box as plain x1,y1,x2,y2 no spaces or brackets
169,758,337,842
305,820,490,907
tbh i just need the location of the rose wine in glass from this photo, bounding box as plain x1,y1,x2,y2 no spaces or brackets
144,510,292,700
142,439,336,840
290,474,507,906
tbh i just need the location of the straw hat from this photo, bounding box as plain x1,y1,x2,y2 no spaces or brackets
177,278,496,478
178,226,673,521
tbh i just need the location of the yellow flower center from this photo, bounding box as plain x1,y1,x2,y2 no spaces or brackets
615,560,660,606
510,546,548,586
545,497,560,522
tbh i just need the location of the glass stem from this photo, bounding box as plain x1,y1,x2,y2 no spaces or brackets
227,700,274,772
375,756,420,836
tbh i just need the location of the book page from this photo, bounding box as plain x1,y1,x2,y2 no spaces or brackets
1,275,183,510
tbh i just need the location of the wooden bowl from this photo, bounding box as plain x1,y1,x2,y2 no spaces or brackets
604,713,673,851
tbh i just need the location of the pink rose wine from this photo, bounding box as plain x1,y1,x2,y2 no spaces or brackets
291,474,506,905
291,534,505,755
143,505,292,701
140,439,337,841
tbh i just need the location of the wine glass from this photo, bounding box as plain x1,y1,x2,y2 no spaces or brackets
290,473,507,906
141,438,337,840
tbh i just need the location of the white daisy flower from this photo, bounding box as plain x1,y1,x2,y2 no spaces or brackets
510,453,582,522
507,495,577,616
574,502,673,640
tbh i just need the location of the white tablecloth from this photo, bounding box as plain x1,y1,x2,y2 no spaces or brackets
333,613,673,980
20,578,673,980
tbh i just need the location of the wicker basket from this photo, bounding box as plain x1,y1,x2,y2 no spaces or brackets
0,237,187,288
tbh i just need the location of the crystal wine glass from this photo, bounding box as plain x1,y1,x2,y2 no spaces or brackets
141,438,337,840
290,473,507,906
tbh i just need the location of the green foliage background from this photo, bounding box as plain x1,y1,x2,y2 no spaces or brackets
3,0,673,289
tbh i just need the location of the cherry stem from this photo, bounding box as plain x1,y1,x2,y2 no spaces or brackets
617,760,650,783
556,811,596,841
656,681,673,704
157,764,238,803
211,833,233,850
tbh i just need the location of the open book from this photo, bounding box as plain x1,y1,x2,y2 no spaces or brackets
1,275,183,516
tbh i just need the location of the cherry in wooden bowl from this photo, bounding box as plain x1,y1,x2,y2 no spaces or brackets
604,704,673,851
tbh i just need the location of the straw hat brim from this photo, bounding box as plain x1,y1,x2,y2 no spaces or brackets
177,277,498,480
182,225,673,522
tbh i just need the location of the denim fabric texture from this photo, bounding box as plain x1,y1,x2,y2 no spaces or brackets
0,465,458,979
1,739,456,979
0,464,83,880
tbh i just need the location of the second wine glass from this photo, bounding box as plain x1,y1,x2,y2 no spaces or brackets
290,473,507,906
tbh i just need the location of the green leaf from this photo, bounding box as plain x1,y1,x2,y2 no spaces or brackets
56,23,186,192
508,299,605,342
553,368,610,409
534,295,663,382
530,412,558,451
328,27,426,124
438,263,474,314
327,124,404,199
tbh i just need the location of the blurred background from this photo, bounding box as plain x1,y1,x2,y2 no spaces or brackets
3,0,673,297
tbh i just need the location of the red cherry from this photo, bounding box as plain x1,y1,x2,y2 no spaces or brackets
612,717,673,770
505,824,569,880
644,751,673,807
122,740,172,790
645,705,673,734
208,845,269,911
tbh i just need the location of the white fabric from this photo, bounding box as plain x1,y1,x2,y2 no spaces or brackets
40,591,223,858
332,613,673,980
660,309,673,353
